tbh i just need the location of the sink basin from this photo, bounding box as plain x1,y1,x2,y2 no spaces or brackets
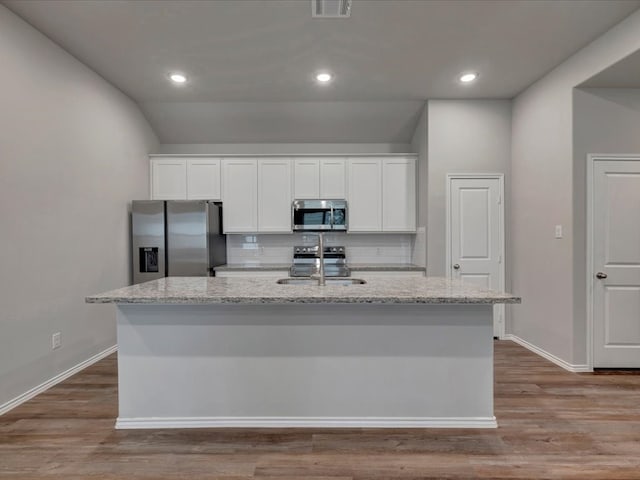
276,278,367,286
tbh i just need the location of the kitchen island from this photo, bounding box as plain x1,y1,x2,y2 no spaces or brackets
87,277,520,429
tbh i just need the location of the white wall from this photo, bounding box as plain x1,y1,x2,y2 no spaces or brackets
0,5,158,409
142,101,425,144
572,87,640,360
426,100,512,276
511,10,640,366
226,234,415,265
156,143,413,155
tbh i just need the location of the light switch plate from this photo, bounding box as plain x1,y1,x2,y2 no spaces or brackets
52,332,61,350
555,225,563,239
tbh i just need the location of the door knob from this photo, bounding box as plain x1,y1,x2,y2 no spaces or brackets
453,264,460,270
596,272,607,279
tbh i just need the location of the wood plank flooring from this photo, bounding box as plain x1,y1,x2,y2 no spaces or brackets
1,340,640,479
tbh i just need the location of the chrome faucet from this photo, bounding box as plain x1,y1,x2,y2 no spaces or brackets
310,232,326,286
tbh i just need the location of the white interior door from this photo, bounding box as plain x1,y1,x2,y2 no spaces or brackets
449,176,504,337
592,158,640,368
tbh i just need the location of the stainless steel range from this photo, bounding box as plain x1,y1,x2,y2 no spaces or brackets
290,245,349,278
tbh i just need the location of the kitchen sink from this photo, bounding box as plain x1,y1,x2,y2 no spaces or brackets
276,278,367,286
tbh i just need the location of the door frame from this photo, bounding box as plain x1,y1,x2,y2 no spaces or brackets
446,173,506,338
586,154,640,370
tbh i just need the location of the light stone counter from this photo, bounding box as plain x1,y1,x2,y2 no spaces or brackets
213,263,291,272
349,263,426,272
213,263,426,273
88,276,519,430
86,276,519,305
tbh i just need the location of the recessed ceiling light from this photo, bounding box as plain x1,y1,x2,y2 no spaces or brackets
316,72,333,83
459,72,478,83
169,73,187,84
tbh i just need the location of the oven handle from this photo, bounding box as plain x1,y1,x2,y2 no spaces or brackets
330,204,334,228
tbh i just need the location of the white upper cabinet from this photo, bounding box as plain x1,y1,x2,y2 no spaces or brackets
382,157,416,232
320,158,346,199
186,158,221,200
151,157,221,200
222,158,258,233
151,158,187,200
151,155,416,234
293,158,320,199
293,157,346,199
258,158,292,232
347,158,383,232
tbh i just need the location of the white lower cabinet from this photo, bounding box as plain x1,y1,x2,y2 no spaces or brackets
347,158,383,232
222,159,258,233
258,158,292,232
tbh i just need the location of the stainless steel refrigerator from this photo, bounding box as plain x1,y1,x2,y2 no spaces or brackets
131,200,226,284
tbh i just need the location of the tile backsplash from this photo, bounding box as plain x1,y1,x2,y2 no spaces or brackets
227,234,417,265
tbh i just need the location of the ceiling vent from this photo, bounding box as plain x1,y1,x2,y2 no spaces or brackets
312,0,352,18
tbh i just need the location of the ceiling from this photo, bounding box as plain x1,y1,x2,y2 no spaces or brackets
4,0,640,144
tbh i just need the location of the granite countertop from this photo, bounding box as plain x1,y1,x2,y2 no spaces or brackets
86,276,520,305
348,263,426,272
214,263,291,272
214,263,426,272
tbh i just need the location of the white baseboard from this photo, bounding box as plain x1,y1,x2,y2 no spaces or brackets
504,335,591,372
0,345,117,416
116,416,497,429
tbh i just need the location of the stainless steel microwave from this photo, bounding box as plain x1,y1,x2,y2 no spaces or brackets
292,199,348,231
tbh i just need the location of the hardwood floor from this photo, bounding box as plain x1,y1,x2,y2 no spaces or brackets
1,340,639,479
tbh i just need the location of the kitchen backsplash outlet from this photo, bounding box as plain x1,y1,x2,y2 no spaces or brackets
227,234,415,265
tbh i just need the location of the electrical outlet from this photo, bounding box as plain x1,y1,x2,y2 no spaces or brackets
52,332,61,350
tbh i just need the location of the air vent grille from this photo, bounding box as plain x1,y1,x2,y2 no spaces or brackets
312,0,352,18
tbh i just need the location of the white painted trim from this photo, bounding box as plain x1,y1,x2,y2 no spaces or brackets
116,416,497,429
446,173,506,339
504,335,591,373
586,154,640,370
149,158,153,200
149,153,418,158
0,345,117,416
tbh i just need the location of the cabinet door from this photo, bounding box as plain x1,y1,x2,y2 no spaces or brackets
222,159,258,233
320,158,346,199
258,158,292,232
294,158,320,199
382,157,416,232
151,158,187,200
187,158,221,200
347,158,382,232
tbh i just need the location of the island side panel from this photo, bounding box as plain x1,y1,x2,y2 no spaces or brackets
116,303,495,428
